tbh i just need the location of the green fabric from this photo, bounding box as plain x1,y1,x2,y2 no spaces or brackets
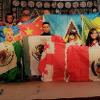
22,37,31,80
13,41,22,61
0,67,21,82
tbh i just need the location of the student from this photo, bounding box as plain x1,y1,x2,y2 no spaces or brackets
5,13,15,27
68,32,78,43
86,28,100,47
42,22,51,36
19,8,31,23
67,30,81,46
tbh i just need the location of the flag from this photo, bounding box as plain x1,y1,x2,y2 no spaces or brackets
19,16,43,37
44,13,99,44
39,36,66,82
22,35,65,79
44,14,82,38
67,45,100,82
81,16,96,43
92,17,100,32
22,36,51,78
89,47,100,81
67,45,89,81
39,43,100,82
0,41,22,82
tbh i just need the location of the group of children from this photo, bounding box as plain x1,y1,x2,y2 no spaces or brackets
0,9,100,47
0,20,100,82
67,28,100,47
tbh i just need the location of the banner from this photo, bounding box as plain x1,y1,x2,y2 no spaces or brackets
44,14,82,37
0,13,100,82
23,35,66,81
0,41,22,82
39,41,100,82
44,13,99,43
23,36,51,78
0,13,99,44
0,35,99,82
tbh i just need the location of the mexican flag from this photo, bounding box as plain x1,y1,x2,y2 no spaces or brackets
0,41,22,82
67,45,100,82
22,35,66,80
22,36,51,79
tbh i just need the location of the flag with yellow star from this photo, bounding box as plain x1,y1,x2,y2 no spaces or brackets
19,16,43,37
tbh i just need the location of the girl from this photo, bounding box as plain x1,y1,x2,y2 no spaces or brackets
86,28,100,47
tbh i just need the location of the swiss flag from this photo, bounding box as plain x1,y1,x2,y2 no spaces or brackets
18,16,43,37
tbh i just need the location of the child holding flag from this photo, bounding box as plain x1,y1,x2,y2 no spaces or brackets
86,28,100,47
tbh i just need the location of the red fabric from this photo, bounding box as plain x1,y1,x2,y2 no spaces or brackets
19,16,43,37
39,36,66,81
39,36,91,82
67,45,90,82
53,42,66,80
51,35,65,43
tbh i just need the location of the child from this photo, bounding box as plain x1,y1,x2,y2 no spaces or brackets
18,8,31,25
5,13,16,26
86,28,100,47
67,30,81,46
42,22,51,36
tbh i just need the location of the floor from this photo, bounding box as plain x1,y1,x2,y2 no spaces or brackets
0,81,100,100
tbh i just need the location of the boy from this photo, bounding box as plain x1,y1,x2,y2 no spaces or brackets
42,22,51,36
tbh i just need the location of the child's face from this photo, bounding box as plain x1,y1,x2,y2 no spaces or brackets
22,9,30,15
91,30,98,40
68,34,75,42
6,15,13,24
43,24,50,33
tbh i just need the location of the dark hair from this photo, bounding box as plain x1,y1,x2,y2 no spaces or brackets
69,32,76,36
22,8,30,11
43,22,50,26
5,13,14,23
22,8,30,14
86,28,100,46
